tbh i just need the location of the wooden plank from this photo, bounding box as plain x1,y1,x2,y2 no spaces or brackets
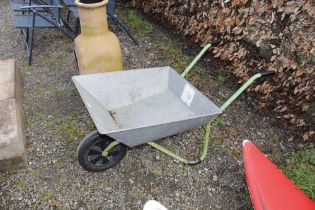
0,59,26,171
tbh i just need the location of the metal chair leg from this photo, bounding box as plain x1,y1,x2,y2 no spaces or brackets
23,28,29,50
74,18,80,35
31,10,76,40
108,14,138,45
21,10,25,35
67,10,71,23
28,14,36,65
25,28,29,43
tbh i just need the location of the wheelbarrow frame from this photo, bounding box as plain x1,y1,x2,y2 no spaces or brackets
99,42,275,165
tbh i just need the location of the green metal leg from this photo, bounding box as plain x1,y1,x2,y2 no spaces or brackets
147,142,190,164
200,122,211,161
219,73,262,112
147,142,201,165
102,141,120,157
147,122,213,165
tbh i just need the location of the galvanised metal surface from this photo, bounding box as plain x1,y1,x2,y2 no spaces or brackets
72,66,221,147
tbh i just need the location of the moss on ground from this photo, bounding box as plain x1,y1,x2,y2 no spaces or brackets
127,10,153,34
42,191,54,202
31,170,42,178
152,167,163,177
0,169,25,183
283,147,315,200
16,178,26,189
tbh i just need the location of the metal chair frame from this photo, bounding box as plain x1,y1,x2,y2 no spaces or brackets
12,0,76,64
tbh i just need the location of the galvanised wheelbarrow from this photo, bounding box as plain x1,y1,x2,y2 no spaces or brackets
72,42,275,172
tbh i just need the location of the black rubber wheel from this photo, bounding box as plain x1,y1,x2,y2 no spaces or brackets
77,131,127,172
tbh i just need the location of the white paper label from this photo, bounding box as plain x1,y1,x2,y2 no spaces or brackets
181,84,195,106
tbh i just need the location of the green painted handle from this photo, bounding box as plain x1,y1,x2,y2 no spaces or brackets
220,71,275,112
181,40,220,78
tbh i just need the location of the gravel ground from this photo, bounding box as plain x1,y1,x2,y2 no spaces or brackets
0,1,289,209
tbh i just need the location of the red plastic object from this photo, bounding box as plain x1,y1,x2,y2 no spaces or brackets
243,140,315,210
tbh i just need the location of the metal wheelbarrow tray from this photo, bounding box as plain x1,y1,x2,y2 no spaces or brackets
72,66,221,147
